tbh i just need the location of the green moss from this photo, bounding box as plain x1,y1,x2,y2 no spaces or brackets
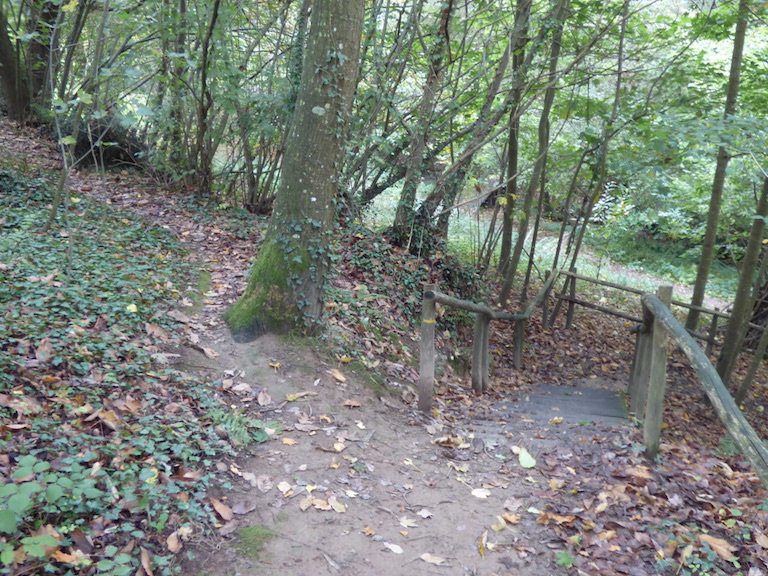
223,238,303,340
183,268,211,315
235,525,274,561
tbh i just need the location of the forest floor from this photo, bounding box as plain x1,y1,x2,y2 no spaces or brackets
2,120,768,576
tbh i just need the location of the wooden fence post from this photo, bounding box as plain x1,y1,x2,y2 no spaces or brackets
513,318,525,370
705,314,719,357
566,269,577,329
542,270,551,329
419,284,437,413
629,309,652,416
644,285,673,458
472,313,490,392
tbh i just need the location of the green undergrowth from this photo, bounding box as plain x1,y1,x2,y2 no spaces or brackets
0,170,245,575
324,223,486,376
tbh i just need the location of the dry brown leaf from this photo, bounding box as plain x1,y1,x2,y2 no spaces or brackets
231,500,258,515
257,389,271,406
140,547,155,576
35,337,53,362
210,498,234,521
282,438,298,446
342,398,361,408
699,534,737,560
166,531,182,553
330,369,347,383
145,323,169,342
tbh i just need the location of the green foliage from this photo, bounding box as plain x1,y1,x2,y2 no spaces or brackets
555,548,575,568
0,169,273,575
235,525,274,561
210,409,280,447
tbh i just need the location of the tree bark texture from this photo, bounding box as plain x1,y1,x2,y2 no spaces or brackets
224,0,364,338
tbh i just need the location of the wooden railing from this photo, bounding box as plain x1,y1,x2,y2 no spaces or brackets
631,288,768,486
418,273,556,412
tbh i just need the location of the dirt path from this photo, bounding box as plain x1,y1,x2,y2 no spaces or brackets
171,324,644,576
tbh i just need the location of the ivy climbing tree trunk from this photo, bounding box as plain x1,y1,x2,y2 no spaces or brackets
685,0,750,331
224,0,364,339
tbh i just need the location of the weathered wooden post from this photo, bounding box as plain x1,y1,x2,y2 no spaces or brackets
705,313,719,357
419,284,437,413
629,309,652,416
643,285,673,458
472,313,490,392
513,318,525,370
542,270,551,329
565,269,577,329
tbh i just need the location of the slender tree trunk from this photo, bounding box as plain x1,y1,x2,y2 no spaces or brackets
0,6,30,120
718,176,768,388
686,0,750,330
224,0,364,339
192,0,221,196
391,0,452,242
499,0,568,306
499,0,532,275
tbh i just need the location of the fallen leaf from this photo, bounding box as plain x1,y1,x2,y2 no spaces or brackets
231,500,258,515
210,498,233,521
420,553,447,566
35,338,53,362
471,488,491,499
491,516,507,531
399,516,418,528
286,391,315,402
277,481,293,494
362,526,376,536
417,508,433,519
383,542,403,554
257,389,271,406
140,547,154,576
328,496,346,513
699,534,737,560
549,478,566,490
342,399,361,408
166,532,182,553
517,447,536,469
282,438,298,446
330,369,346,383
502,513,521,524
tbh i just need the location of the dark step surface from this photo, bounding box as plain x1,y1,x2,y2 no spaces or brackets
493,385,628,426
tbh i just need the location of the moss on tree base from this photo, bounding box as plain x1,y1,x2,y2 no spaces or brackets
223,237,304,340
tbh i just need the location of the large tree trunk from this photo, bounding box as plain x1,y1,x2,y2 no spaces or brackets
685,0,749,331
224,0,364,339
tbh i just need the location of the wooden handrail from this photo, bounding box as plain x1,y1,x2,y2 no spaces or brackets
637,292,768,487
418,272,556,411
